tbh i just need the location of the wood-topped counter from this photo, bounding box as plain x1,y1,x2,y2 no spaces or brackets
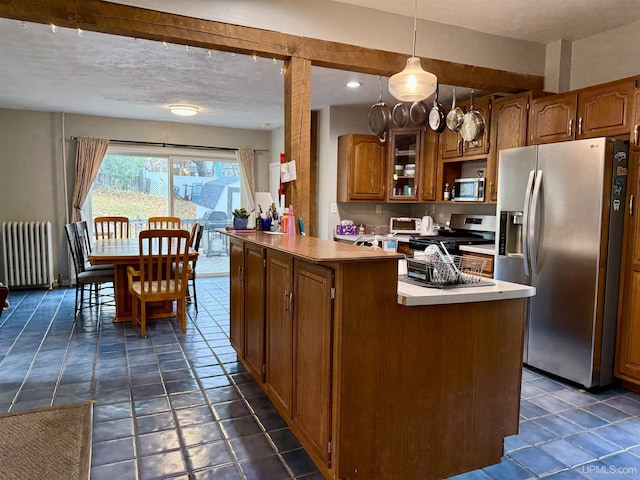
226,231,527,480
225,230,403,263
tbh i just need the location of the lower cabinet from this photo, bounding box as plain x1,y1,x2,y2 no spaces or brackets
243,243,266,383
229,238,245,356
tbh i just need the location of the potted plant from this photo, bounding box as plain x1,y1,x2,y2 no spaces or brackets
232,208,251,230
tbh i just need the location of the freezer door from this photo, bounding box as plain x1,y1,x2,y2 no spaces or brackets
495,145,537,286
527,138,606,387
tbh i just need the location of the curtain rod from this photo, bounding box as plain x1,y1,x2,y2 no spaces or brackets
70,137,269,153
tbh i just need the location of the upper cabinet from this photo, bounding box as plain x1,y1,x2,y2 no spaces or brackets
337,134,386,201
388,128,422,202
440,96,492,160
420,127,439,201
529,78,636,145
631,85,640,150
486,92,531,202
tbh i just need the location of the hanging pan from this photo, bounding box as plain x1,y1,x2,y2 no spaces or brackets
368,78,391,142
460,89,485,142
392,103,409,128
409,100,428,126
446,86,464,132
428,83,447,133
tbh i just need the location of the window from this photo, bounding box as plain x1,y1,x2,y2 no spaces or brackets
87,145,240,275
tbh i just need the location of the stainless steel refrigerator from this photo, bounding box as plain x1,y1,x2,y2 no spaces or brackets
495,138,629,389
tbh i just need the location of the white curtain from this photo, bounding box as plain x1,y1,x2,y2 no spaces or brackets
71,137,109,222
236,148,256,222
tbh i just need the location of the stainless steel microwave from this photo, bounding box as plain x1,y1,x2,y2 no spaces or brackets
454,177,485,202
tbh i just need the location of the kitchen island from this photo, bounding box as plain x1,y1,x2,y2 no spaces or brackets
225,231,534,480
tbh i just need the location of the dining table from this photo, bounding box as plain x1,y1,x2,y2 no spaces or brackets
89,237,198,323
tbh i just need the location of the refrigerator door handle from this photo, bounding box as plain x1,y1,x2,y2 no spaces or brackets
529,169,543,276
522,169,536,276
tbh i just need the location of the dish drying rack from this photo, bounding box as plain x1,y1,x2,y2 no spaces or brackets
407,247,486,286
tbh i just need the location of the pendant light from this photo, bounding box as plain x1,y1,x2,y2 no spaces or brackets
388,0,437,102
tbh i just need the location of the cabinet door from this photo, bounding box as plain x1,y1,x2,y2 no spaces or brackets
265,250,293,416
440,125,463,159
420,127,438,201
463,96,491,157
616,151,640,383
631,87,640,150
293,261,334,467
487,92,530,202
244,243,266,383
577,79,635,139
229,238,245,356
388,128,422,201
529,92,577,145
337,134,386,201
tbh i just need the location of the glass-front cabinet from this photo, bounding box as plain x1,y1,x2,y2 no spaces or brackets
388,128,422,202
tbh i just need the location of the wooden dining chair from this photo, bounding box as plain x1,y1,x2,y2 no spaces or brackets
147,216,181,230
127,229,191,337
187,224,204,311
94,216,130,239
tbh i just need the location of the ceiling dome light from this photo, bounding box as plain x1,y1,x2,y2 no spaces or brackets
346,81,363,88
388,0,437,102
169,105,199,116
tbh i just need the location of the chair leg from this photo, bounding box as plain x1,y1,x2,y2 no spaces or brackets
178,297,186,333
74,283,80,317
131,295,139,327
192,277,198,313
140,300,147,338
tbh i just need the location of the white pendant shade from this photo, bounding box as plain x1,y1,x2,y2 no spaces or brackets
388,57,437,102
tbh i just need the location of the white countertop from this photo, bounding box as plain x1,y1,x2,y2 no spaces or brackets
397,278,535,306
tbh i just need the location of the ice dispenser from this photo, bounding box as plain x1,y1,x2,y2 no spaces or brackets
498,211,524,256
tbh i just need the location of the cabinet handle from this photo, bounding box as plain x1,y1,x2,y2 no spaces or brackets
631,194,635,217
457,137,462,153
490,182,494,194
283,290,289,313
635,125,639,146
288,292,294,318
238,266,243,284
578,117,583,135
568,118,573,136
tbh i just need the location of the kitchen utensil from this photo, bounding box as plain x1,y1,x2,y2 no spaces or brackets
428,84,446,133
392,102,409,128
409,100,428,125
460,89,485,142
368,77,391,142
446,86,464,132
419,215,434,236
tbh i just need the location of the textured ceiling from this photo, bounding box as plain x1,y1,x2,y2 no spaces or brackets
1,0,640,130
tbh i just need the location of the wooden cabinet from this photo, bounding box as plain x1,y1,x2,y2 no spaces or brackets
616,150,640,387
229,238,245,356
487,92,531,202
529,78,636,145
337,134,386,201
631,86,640,150
420,126,439,201
243,243,266,383
265,250,294,416
529,92,577,145
440,95,492,160
292,261,334,467
387,128,421,202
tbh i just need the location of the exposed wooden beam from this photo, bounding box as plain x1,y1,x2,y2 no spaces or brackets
0,0,544,94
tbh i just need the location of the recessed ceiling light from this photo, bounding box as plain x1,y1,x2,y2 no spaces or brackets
169,105,199,116
346,81,363,88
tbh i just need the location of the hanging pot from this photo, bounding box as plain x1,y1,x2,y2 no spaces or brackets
460,89,485,142
392,103,409,128
428,84,446,133
409,100,428,126
446,86,464,132
368,101,391,142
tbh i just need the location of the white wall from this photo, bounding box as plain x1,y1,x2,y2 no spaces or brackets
0,108,271,283
571,19,640,90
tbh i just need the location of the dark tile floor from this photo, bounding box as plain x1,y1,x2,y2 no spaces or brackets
1,278,640,480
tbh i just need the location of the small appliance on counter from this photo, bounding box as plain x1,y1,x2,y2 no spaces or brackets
454,177,485,202
390,217,422,234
